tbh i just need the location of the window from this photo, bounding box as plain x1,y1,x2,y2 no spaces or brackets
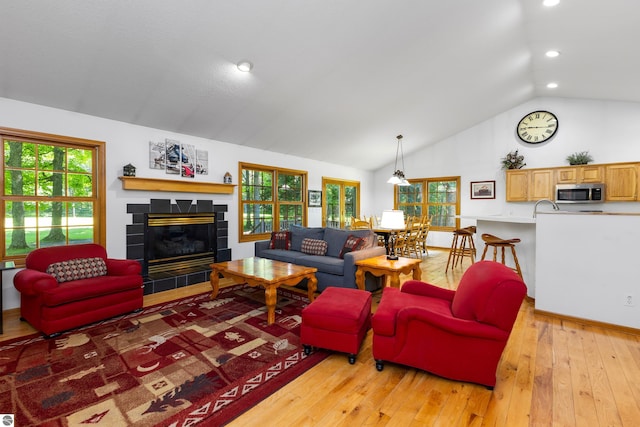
1,127,105,264
322,177,360,229
396,176,460,231
239,163,307,242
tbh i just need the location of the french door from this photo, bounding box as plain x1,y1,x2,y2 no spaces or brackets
322,178,360,229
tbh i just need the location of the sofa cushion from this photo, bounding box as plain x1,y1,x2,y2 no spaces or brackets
301,238,328,256
296,255,344,276
42,275,143,306
258,249,308,264
269,231,291,250
339,235,365,258
45,257,107,283
290,225,325,252
323,228,350,257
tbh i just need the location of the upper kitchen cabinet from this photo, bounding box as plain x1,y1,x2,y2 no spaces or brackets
505,169,553,202
556,165,604,184
505,170,529,201
506,161,640,203
529,169,554,200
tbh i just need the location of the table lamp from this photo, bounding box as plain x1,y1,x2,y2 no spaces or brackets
380,210,405,260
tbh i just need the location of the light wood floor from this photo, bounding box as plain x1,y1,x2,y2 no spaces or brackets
2,249,639,426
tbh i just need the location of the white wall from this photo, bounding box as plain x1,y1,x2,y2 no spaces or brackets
373,97,640,248
0,97,374,309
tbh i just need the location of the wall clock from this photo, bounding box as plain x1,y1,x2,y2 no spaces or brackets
516,110,558,144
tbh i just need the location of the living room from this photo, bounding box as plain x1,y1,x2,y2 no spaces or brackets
2,1,640,425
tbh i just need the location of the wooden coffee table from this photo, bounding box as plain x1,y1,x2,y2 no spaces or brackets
210,257,317,324
355,255,422,290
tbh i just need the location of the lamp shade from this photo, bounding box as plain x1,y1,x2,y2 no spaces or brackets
386,175,402,184
380,210,405,229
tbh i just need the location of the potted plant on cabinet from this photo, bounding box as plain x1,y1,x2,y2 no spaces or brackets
566,151,593,165
501,150,526,170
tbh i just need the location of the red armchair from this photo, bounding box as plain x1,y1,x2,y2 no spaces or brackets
13,244,143,337
371,261,526,389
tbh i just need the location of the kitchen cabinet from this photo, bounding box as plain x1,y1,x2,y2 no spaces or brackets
506,161,639,202
505,169,553,201
505,170,528,201
556,165,604,184
605,163,638,201
529,169,554,200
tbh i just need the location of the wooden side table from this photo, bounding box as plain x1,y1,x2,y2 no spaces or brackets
1,261,16,335
355,255,422,290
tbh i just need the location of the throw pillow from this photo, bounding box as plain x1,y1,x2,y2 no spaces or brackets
45,257,108,283
289,225,325,252
339,234,365,259
301,238,328,256
269,231,291,250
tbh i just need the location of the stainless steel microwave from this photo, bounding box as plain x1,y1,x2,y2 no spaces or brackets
555,183,605,203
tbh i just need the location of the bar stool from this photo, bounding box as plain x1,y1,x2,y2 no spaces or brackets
445,226,476,272
480,233,523,279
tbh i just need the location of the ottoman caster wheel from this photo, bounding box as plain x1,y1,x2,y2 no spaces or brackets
375,360,384,371
303,345,312,355
348,354,356,365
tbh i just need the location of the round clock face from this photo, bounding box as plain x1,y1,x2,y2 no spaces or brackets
517,110,558,144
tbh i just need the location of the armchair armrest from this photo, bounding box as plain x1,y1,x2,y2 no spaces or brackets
106,258,142,276
401,280,455,301
397,306,508,341
343,246,387,285
13,269,58,296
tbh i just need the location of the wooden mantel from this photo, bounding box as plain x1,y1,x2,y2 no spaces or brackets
119,176,235,194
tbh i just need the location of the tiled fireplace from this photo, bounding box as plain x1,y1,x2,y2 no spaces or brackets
125,199,231,295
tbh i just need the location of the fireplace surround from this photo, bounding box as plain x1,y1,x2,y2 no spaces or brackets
126,199,231,295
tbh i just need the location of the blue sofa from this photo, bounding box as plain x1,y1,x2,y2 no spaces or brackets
255,225,386,292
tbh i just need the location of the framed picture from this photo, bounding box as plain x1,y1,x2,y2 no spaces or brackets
308,190,322,207
470,181,496,199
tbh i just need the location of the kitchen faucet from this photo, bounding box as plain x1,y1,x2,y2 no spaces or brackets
533,199,560,218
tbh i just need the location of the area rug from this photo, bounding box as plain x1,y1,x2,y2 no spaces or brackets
0,284,329,426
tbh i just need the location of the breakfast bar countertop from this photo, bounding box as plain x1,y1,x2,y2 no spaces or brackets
460,215,536,224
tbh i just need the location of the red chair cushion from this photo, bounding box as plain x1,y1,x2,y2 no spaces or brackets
451,261,526,331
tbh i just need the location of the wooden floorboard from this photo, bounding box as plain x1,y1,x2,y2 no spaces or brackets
2,249,639,426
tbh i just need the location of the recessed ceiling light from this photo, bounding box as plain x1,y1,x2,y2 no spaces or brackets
543,0,560,7
237,61,253,72
547,82,558,89
545,50,560,58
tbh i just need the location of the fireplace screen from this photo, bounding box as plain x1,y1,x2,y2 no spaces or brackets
145,213,215,276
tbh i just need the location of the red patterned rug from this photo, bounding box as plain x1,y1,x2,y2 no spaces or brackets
0,284,328,426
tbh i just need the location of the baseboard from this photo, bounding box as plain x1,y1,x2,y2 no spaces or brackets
2,307,20,317
534,308,640,336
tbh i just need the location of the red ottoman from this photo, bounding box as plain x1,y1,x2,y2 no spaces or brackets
301,287,372,364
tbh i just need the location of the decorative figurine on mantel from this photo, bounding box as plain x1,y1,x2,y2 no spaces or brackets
223,172,232,184
123,163,136,177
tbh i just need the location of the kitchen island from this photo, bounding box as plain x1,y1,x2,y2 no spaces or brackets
535,211,640,329
462,215,536,297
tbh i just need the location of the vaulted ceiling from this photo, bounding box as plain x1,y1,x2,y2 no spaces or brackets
1,1,639,171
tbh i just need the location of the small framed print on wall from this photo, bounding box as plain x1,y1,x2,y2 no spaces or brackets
308,190,322,207
470,181,495,199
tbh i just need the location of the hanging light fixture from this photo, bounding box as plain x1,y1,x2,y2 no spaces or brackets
387,134,410,186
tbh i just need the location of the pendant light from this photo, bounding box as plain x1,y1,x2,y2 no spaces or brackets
387,134,410,186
